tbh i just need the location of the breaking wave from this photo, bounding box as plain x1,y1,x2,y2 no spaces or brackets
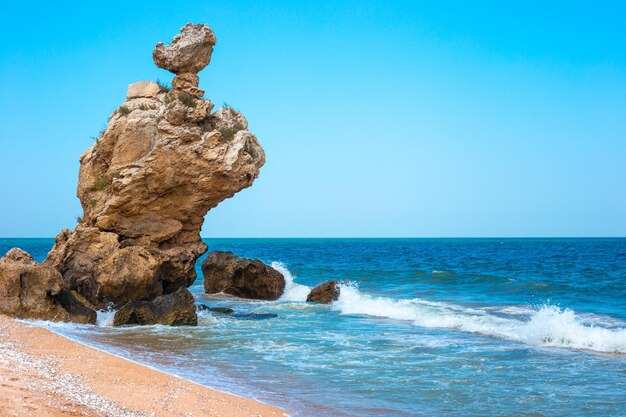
331,283,626,353
273,261,311,302
35,262,626,355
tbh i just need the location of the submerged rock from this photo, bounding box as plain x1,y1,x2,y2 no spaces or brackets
306,281,340,304
113,287,197,326
195,304,276,319
40,23,265,313
0,249,96,323
197,304,234,314
232,313,278,321
202,251,285,300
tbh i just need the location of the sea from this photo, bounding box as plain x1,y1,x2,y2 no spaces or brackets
2,238,625,416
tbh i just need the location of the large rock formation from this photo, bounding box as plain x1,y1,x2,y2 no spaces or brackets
0,249,95,323
0,23,265,322
113,287,197,326
202,251,285,300
306,281,340,304
43,23,265,310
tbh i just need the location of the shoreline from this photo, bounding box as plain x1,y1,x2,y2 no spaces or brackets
0,314,289,417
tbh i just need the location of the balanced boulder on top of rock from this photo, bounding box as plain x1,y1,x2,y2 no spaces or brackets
153,23,216,98
306,281,340,304
153,23,216,74
202,251,285,300
113,287,197,326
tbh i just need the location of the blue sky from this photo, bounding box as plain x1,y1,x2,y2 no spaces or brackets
1,1,625,237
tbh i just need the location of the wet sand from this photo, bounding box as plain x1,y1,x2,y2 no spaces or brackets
0,315,288,417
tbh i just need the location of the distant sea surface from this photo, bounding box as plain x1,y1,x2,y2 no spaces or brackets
2,238,626,416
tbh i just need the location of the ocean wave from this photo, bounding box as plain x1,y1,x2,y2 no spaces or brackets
332,283,626,353
273,261,311,302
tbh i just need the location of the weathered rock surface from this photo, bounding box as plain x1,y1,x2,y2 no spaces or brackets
113,287,197,326
306,281,340,304
0,249,96,323
127,81,161,99
40,23,266,312
153,23,216,74
171,72,204,97
202,252,285,300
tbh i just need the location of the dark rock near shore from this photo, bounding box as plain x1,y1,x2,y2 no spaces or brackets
54,290,98,324
306,281,340,304
201,251,285,300
113,287,197,326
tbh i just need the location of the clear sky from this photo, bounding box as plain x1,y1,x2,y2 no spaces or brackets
1,1,625,237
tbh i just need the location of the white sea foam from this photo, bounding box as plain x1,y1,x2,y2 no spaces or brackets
518,306,626,352
332,283,626,353
96,308,116,327
273,261,311,302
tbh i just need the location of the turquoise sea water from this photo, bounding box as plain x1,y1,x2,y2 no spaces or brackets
2,238,625,416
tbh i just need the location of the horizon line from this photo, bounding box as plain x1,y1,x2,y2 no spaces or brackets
1,236,625,240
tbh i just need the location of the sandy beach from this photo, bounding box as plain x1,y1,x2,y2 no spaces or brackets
0,315,288,417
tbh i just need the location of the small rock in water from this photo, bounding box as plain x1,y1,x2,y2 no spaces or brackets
202,251,286,300
306,281,340,304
